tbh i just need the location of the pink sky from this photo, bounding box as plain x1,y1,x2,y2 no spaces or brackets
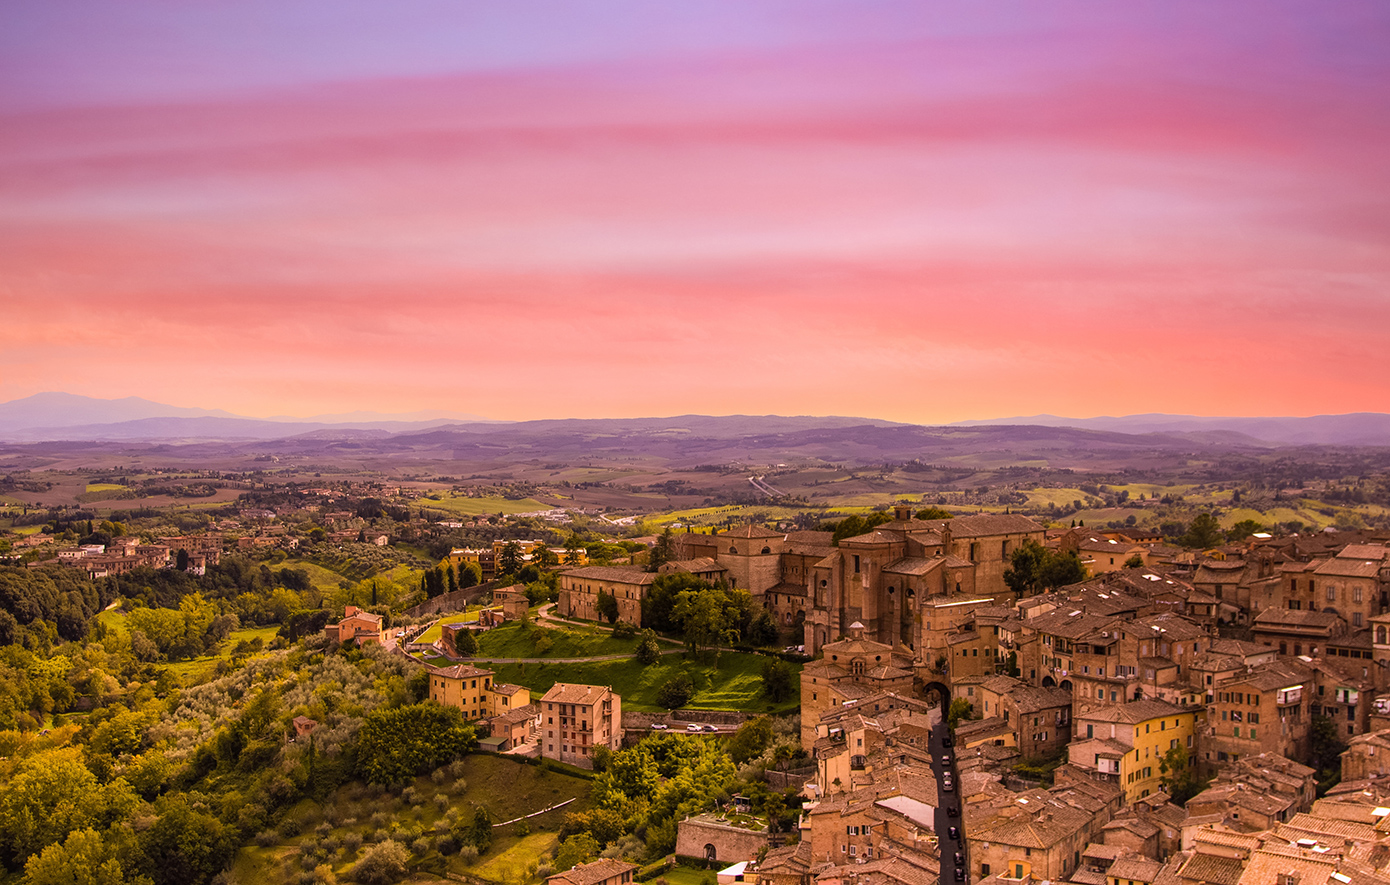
2,2,1388,423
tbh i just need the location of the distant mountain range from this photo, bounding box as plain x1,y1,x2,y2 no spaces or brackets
0,392,492,441
952,413,1390,446
0,392,1388,448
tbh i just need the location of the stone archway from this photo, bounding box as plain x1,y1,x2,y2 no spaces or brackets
923,681,951,710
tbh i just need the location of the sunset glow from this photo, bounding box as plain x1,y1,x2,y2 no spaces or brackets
3,1,1388,421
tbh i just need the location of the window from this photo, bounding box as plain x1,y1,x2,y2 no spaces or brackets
1327,586,1337,601
1354,613,1364,627
1355,586,1364,603
853,555,860,573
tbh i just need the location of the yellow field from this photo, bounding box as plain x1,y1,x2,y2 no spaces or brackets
425,495,550,516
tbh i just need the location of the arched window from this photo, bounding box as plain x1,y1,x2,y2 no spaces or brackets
761,546,771,554
729,546,738,554
705,844,717,862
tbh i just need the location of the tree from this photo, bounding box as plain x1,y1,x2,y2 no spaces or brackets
1157,745,1206,806
553,833,599,871
136,794,235,885
946,699,974,729
350,840,409,885
1179,513,1224,549
458,562,481,589
1226,519,1265,542
454,629,478,657
761,658,794,702
657,674,695,709
498,542,523,576
470,807,493,854
175,549,189,572
635,634,662,665
23,827,139,885
595,589,619,624
563,534,585,565
355,703,476,784
914,506,954,520
1123,554,1145,569
1003,541,1087,595
647,529,676,573
727,717,774,765
1310,715,1348,792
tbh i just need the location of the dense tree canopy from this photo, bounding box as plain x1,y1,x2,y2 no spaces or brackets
355,703,476,785
1003,541,1088,595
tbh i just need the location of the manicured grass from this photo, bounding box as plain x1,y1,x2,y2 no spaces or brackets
425,495,550,516
483,652,799,714
662,866,717,885
416,609,483,645
476,620,639,659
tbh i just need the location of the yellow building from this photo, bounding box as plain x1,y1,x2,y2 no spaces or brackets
1069,699,1199,802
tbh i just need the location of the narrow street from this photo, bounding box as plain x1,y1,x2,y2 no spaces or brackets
931,719,968,884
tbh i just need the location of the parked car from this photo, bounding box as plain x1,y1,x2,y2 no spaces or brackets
942,736,954,748
650,723,669,730
954,852,964,866
948,806,959,819
948,826,960,840
686,723,703,732
943,781,955,792
954,865,965,882
941,754,952,765
703,724,719,732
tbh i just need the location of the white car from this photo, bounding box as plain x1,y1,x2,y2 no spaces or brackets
650,723,669,730
686,723,703,732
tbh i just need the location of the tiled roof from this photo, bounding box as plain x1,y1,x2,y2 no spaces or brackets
560,566,656,584
720,524,785,539
1176,852,1244,885
548,859,639,885
541,683,613,705
430,664,495,680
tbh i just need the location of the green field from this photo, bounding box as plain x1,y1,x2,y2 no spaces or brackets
424,495,550,516
476,620,640,659
161,625,282,680
484,652,798,714
95,607,129,636
85,482,129,492
230,753,591,885
416,609,484,645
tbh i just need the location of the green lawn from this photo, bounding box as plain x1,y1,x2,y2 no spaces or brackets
424,495,550,516
281,559,355,592
661,866,718,885
484,652,798,714
416,609,484,645
476,620,639,659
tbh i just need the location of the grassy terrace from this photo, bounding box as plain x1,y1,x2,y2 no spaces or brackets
476,620,640,659
482,651,798,714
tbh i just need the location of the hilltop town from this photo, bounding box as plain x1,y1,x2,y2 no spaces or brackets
5,451,1390,885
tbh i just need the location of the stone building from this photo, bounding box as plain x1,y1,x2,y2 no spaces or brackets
798,623,914,746
539,683,621,770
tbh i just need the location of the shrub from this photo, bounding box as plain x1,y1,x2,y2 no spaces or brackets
411,836,432,856
350,839,410,884
458,844,479,862
344,831,364,853
611,621,637,639
656,674,694,709
255,829,279,847
434,793,450,812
